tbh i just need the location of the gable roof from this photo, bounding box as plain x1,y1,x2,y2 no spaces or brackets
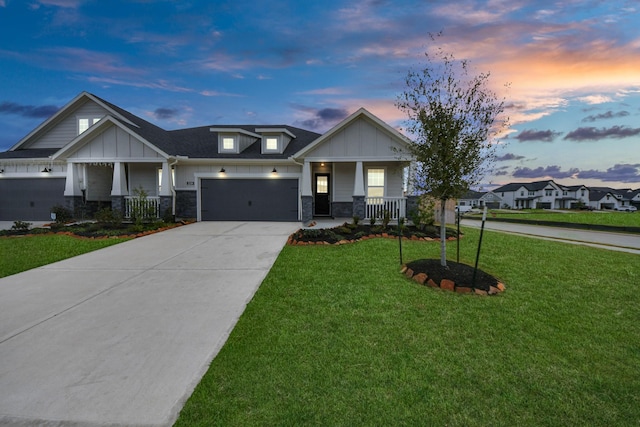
494,180,559,193
291,108,411,159
8,92,137,152
51,115,171,160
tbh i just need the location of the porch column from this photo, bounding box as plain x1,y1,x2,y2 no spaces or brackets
352,161,365,219
64,163,83,217
64,163,81,196
159,161,172,196
111,162,128,215
159,161,173,219
301,160,313,223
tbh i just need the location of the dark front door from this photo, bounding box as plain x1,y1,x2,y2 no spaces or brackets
314,174,330,216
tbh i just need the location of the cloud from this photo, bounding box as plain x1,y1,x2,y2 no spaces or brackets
578,164,640,183
514,129,562,142
513,165,580,179
153,107,179,120
577,95,614,105
496,152,525,161
581,110,630,122
0,101,60,118
293,106,350,131
297,87,350,96
564,126,640,141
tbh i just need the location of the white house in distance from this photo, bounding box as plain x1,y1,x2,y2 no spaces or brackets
0,92,414,223
489,180,639,210
458,190,502,209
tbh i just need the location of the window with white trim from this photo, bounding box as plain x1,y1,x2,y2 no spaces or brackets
265,137,278,151
367,168,385,198
222,137,235,150
78,117,101,134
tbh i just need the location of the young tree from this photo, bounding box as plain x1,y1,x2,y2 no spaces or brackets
396,41,508,267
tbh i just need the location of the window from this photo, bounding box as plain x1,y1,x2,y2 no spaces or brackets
529,191,535,196
520,191,524,196
367,168,385,198
545,189,553,196
78,117,101,134
265,137,278,151
222,137,235,150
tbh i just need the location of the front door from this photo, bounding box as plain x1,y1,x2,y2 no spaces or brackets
314,174,330,216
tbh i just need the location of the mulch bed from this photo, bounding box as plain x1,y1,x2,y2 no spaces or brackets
403,259,505,295
0,221,191,239
288,222,459,245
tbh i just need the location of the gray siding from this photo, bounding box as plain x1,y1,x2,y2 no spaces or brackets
129,163,158,196
68,125,163,160
305,117,406,159
86,165,112,201
28,100,109,149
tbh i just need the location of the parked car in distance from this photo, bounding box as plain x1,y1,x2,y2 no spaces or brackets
614,206,637,212
455,205,474,214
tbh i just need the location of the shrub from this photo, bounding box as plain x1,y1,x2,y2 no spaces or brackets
352,215,360,226
11,220,32,231
337,226,352,235
162,207,174,223
51,204,73,224
95,207,122,225
408,195,435,229
369,216,376,226
382,210,391,228
354,231,368,239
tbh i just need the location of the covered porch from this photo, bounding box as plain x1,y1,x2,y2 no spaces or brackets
63,160,174,220
299,160,408,222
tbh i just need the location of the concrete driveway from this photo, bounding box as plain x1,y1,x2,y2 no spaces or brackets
0,221,299,426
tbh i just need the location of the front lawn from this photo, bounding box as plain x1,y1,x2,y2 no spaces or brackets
176,228,640,426
0,235,129,278
472,209,639,227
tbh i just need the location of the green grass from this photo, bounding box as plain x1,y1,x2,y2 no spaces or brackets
0,235,129,278
175,228,640,426
471,209,640,227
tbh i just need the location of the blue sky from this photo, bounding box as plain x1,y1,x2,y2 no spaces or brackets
1,0,639,190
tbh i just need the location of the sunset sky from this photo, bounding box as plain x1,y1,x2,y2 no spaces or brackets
1,0,639,190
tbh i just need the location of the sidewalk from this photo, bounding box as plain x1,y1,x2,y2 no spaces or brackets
460,219,640,255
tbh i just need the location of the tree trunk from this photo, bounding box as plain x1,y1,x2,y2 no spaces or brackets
440,199,447,267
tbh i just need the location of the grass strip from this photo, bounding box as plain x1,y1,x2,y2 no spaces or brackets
0,235,129,278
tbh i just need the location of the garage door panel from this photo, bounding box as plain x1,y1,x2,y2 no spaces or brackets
201,179,298,221
0,178,66,221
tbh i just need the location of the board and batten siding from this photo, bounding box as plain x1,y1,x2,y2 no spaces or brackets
86,165,112,201
129,163,159,197
333,163,355,202
28,100,110,150
67,126,163,160
305,117,405,159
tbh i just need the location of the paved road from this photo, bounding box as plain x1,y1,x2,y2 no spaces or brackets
0,221,300,426
460,219,640,255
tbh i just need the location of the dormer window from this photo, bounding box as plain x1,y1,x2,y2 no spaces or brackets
78,116,101,134
265,137,278,151
222,136,236,151
255,128,296,154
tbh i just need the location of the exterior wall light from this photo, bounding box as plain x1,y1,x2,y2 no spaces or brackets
219,167,226,173
272,167,277,174
42,167,51,173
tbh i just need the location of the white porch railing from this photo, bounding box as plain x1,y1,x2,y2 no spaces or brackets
365,197,406,220
124,196,160,220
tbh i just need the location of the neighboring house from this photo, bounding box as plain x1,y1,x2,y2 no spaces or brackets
494,180,591,210
0,92,413,222
458,190,502,209
588,187,637,210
